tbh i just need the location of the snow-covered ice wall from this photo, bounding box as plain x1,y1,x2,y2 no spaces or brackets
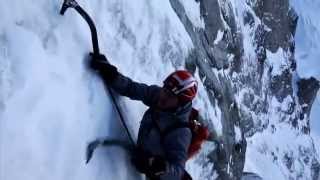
0,1,138,179
0,0,217,179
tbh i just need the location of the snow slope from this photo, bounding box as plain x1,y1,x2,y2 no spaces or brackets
0,0,217,179
291,0,320,140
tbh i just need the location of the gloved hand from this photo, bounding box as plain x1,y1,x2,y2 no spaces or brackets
89,53,119,83
131,150,167,176
147,156,167,176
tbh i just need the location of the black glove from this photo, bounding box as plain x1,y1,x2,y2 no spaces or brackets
147,156,167,176
131,149,167,176
89,53,119,83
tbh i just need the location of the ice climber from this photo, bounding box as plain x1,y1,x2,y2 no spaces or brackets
89,53,207,180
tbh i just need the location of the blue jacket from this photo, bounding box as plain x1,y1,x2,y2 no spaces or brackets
104,72,192,180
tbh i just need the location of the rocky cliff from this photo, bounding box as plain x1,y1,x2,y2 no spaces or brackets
171,0,320,179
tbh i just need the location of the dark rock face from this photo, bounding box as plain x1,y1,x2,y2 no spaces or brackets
297,77,320,134
312,158,320,180
169,0,319,179
297,77,320,117
249,0,296,53
200,0,224,46
170,0,245,179
270,69,293,102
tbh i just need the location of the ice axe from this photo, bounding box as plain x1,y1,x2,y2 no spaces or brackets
59,0,136,164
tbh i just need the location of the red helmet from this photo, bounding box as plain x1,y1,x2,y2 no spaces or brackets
163,70,198,102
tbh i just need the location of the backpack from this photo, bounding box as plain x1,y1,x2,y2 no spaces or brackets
150,108,209,180
153,108,210,159
186,108,210,159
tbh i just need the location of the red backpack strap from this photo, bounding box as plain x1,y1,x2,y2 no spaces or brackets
187,126,210,159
